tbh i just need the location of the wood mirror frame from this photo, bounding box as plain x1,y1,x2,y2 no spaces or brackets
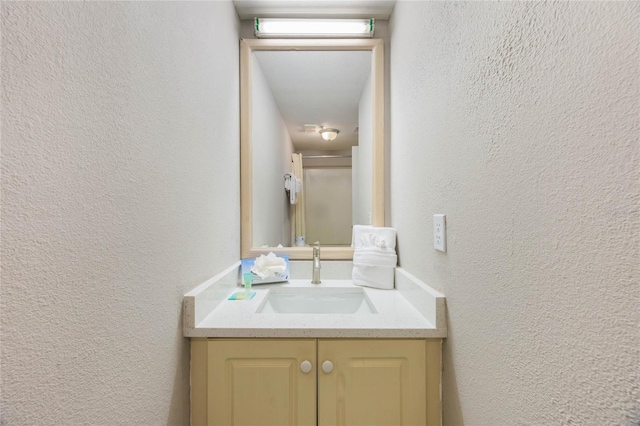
240,38,384,260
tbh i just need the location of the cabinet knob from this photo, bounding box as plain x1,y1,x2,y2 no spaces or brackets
300,360,313,374
322,360,334,374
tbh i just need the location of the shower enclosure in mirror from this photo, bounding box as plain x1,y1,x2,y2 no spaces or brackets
241,39,384,260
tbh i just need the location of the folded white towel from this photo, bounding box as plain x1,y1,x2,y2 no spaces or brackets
352,246,396,290
352,264,395,290
352,247,397,268
352,225,397,250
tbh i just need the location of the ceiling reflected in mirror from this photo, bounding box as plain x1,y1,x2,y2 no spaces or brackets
253,50,370,152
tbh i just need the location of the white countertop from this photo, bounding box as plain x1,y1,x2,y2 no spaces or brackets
183,266,447,339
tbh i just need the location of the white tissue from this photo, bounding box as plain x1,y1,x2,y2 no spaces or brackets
251,252,286,279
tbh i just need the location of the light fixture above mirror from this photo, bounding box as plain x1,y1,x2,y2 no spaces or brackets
255,18,375,38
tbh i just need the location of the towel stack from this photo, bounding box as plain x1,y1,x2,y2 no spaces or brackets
352,225,397,290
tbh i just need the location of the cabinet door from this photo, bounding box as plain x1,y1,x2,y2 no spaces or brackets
208,339,316,426
318,339,428,426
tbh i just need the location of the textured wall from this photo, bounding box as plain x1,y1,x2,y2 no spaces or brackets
251,56,293,247
1,2,239,424
389,2,639,424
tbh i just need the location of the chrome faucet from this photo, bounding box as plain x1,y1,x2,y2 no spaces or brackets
312,242,321,284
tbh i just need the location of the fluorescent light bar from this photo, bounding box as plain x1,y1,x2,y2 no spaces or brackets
255,18,374,38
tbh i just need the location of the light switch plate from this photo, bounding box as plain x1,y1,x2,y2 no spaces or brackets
434,214,446,252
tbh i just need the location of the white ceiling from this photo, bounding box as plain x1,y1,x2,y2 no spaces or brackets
233,0,396,20
254,50,371,151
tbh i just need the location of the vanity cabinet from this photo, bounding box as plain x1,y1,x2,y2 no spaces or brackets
191,338,442,426
201,339,316,426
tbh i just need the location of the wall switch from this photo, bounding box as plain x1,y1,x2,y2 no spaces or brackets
434,214,446,252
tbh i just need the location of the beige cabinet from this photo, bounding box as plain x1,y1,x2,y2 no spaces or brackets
191,338,442,426
192,339,316,426
318,339,440,426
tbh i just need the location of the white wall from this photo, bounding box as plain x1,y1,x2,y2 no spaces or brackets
1,2,240,424
352,146,359,226
389,2,639,424
355,71,373,226
251,56,294,247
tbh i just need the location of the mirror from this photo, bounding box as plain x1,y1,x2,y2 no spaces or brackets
241,39,384,260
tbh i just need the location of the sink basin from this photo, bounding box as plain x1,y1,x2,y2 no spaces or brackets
257,288,376,314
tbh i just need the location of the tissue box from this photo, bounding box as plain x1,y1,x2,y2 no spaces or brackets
240,256,290,285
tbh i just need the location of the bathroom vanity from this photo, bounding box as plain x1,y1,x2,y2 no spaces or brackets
197,36,450,424
184,263,446,426
191,338,440,426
